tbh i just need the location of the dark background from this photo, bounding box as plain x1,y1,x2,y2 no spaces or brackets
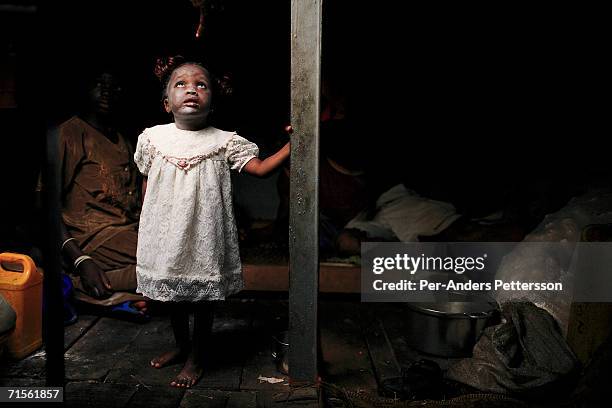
0,1,608,250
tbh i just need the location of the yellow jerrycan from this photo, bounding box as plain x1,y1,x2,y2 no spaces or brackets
0,252,43,359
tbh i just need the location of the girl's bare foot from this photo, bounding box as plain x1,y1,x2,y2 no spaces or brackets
170,354,203,388
150,347,188,369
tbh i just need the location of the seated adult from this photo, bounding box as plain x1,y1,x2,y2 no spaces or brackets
272,93,463,257
57,69,147,320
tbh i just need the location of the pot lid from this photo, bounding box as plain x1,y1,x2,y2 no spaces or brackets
405,291,498,317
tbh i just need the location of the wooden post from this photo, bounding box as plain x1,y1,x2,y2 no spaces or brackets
289,0,322,383
43,126,65,386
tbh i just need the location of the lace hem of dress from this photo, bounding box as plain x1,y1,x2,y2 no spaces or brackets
137,272,244,302
141,138,229,172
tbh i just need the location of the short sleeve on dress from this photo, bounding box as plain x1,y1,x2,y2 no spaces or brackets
225,134,259,172
134,131,154,176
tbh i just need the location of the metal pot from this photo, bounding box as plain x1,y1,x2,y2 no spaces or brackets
271,331,289,374
403,292,498,357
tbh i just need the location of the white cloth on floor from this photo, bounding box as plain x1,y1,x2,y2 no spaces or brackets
345,184,461,241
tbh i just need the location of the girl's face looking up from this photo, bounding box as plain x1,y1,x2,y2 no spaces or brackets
164,64,212,128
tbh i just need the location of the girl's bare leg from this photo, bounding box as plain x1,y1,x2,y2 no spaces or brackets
151,302,190,368
171,302,214,388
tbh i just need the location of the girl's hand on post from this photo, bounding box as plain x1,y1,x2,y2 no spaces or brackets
283,124,292,156
284,124,293,148
242,127,291,177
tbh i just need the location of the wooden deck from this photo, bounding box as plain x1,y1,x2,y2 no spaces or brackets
1,297,373,407
0,296,557,407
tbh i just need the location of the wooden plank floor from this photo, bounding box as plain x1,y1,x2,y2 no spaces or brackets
0,298,371,407
0,298,538,407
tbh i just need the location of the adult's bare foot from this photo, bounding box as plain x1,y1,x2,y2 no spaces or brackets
170,354,203,388
150,347,188,369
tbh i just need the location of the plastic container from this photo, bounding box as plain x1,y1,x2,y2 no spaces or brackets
0,252,43,359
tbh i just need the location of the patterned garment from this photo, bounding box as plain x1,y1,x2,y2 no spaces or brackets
59,116,141,254
134,124,258,302
59,116,144,306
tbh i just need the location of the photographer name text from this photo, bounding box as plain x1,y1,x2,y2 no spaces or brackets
372,279,563,292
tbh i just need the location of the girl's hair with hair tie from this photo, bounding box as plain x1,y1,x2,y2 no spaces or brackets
154,55,187,84
153,55,233,99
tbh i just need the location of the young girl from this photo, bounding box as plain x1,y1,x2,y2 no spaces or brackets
133,56,290,388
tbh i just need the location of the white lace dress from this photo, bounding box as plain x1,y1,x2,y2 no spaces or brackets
133,123,258,302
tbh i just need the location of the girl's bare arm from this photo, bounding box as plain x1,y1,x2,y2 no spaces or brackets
242,142,290,177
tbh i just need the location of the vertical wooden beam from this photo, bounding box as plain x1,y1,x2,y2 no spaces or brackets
43,126,65,386
289,0,322,383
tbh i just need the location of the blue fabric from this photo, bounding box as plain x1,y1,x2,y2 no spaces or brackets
109,301,150,323
62,274,78,325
